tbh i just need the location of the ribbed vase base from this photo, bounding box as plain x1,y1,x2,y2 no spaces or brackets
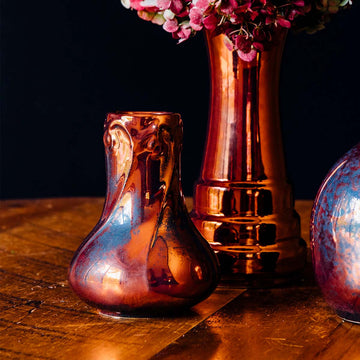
191,215,307,286
191,178,306,285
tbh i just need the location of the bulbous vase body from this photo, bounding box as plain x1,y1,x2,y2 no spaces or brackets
311,143,360,323
68,112,219,316
191,30,306,285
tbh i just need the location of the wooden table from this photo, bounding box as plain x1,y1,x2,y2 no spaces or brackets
1,198,359,359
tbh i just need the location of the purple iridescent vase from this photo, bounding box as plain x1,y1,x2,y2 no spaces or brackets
311,143,360,323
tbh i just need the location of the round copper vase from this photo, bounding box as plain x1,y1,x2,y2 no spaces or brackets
69,112,220,316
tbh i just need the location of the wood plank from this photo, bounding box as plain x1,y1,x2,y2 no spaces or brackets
152,286,347,359
2,198,103,241
0,198,101,231
0,287,244,360
0,231,74,264
306,321,360,359
4,197,356,360
1,198,245,359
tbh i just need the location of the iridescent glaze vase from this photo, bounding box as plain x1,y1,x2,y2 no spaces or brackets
69,112,219,316
191,29,306,285
311,143,360,323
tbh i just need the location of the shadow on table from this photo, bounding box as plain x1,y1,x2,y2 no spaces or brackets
151,325,222,360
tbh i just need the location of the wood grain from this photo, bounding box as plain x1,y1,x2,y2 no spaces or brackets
0,198,358,359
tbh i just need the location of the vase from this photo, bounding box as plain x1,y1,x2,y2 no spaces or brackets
191,29,306,285
311,143,360,323
68,111,219,316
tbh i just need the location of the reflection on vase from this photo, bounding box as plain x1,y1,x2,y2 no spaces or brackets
191,29,306,285
311,143,360,323
68,112,219,316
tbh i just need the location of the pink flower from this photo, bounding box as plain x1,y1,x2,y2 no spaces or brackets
138,10,165,25
138,10,156,21
218,0,239,15
277,17,292,28
235,35,251,53
173,25,192,42
288,9,298,20
140,0,159,7
157,0,171,9
237,49,257,61
121,0,131,9
292,0,305,6
189,7,204,31
121,0,350,62
203,14,218,30
170,0,186,15
249,10,259,21
194,0,211,10
163,18,179,32
265,16,274,25
253,42,264,51
223,35,234,51
163,9,176,19
253,27,266,41
129,0,147,10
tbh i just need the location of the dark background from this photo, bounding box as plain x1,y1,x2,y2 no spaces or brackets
1,0,359,200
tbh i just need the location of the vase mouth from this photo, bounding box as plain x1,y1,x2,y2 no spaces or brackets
105,111,183,134
109,111,181,118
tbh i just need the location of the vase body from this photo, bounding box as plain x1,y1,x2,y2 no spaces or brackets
311,143,360,323
68,112,219,316
191,30,306,285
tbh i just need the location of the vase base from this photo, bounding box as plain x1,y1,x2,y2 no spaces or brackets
98,310,126,319
97,309,166,319
191,203,306,281
96,304,198,319
97,309,177,319
336,310,360,324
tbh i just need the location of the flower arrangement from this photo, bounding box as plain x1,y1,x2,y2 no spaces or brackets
121,0,352,61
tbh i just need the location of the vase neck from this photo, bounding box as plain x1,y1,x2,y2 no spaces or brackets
102,114,182,223
202,30,287,183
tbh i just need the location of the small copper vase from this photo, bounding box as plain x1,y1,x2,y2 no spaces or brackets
69,112,219,316
191,30,306,285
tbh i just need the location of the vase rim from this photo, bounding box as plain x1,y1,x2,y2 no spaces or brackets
105,111,183,131
109,111,181,117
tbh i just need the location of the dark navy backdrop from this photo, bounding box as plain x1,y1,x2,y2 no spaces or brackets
1,0,359,200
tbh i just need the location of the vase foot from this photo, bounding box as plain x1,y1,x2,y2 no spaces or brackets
191,179,307,281
191,213,307,284
98,310,125,319
97,307,198,319
336,310,360,324
97,309,155,319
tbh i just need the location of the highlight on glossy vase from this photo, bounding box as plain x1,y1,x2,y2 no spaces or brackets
68,111,220,316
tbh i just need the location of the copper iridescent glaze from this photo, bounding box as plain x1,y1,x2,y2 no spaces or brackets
191,31,306,284
69,112,219,316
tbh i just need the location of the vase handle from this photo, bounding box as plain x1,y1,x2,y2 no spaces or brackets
101,119,133,221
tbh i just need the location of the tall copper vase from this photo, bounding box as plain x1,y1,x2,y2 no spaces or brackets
191,30,306,285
